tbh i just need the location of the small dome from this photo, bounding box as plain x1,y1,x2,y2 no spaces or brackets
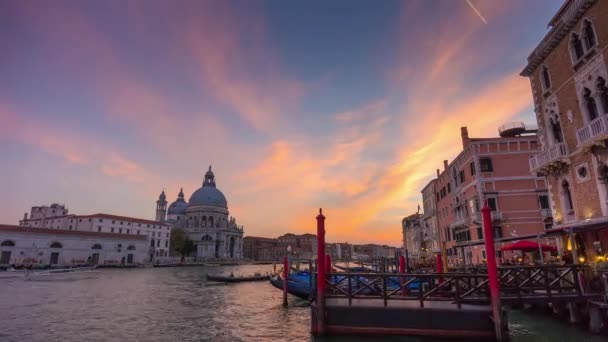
168,188,188,215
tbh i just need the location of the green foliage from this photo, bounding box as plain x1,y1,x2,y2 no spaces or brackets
170,228,197,261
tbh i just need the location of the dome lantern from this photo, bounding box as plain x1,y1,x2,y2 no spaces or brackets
204,165,216,188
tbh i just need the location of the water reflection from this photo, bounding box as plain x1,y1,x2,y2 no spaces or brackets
0,265,604,342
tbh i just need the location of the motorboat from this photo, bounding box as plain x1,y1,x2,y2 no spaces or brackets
24,266,99,281
0,267,28,280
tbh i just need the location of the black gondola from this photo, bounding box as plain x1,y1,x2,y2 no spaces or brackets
206,274,269,283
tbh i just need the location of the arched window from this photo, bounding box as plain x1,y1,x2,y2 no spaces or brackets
584,88,599,121
598,77,608,114
201,216,207,227
571,33,584,61
50,242,63,248
209,216,214,227
202,235,213,241
541,65,551,91
91,243,102,250
0,240,15,247
549,112,564,143
562,180,574,211
127,245,136,251
583,20,597,49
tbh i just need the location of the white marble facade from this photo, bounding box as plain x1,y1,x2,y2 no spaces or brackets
159,166,243,260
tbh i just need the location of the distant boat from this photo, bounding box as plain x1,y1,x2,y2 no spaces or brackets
24,266,99,281
0,268,27,280
206,273,269,283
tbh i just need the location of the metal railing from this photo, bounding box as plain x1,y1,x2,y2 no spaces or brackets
323,272,489,308
321,265,591,308
529,143,568,172
491,211,503,221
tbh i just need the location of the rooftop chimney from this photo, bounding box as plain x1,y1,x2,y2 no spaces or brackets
443,160,448,171
436,169,440,177
23,213,28,220
461,127,470,148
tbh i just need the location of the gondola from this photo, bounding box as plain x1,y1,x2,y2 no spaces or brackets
206,274,269,283
269,275,312,300
333,265,374,272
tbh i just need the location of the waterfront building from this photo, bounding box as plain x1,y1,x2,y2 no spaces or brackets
432,126,549,266
435,160,458,265
277,233,316,259
521,0,608,263
401,213,423,262
19,208,170,260
0,224,147,266
421,180,440,254
243,236,278,261
161,166,244,260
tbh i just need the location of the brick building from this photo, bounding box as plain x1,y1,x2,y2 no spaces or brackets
521,0,608,262
433,126,550,266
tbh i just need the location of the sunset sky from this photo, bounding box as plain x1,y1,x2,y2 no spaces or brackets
0,1,562,245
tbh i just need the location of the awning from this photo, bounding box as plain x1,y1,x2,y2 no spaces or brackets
500,240,556,252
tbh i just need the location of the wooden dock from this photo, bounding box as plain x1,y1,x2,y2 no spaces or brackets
313,298,498,339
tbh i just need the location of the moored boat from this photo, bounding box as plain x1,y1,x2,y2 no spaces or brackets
206,273,269,283
269,275,312,300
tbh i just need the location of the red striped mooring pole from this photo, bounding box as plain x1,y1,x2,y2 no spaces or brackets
283,255,288,307
482,199,504,341
316,208,326,335
399,255,406,296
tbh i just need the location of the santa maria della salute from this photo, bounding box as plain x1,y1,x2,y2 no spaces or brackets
156,166,244,260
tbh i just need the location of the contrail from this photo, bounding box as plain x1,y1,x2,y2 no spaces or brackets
466,0,488,24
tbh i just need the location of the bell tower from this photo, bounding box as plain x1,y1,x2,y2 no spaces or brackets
156,190,167,222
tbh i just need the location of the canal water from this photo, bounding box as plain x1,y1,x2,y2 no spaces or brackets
0,265,604,342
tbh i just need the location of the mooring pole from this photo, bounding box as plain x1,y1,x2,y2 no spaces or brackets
482,200,503,341
283,255,288,307
399,255,406,296
537,233,544,265
436,252,443,285
316,208,326,335
441,242,448,272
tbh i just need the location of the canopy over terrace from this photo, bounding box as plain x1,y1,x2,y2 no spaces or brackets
501,240,557,252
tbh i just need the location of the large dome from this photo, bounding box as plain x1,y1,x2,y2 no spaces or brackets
188,186,228,208
187,166,228,208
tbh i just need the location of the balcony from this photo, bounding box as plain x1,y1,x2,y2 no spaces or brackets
576,116,608,149
565,209,576,223
491,211,503,221
541,208,553,218
529,143,569,174
449,216,468,229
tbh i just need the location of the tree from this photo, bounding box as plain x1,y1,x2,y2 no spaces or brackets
170,229,197,262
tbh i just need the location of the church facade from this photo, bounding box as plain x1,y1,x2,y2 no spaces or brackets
155,167,244,260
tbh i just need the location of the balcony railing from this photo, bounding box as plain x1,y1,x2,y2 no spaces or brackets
576,116,608,148
565,209,576,223
529,143,569,173
449,216,468,229
541,208,553,218
491,211,503,221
